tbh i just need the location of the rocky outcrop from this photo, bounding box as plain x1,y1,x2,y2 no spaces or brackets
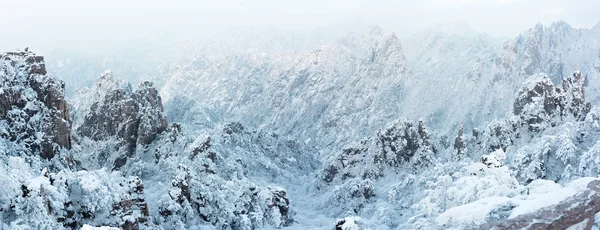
57,174,150,230
375,120,435,168
454,126,466,159
157,165,292,229
563,71,590,119
112,177,150,230
0,51,71,159
260,187,291,227
321,119,436,184
479,180,600,230
75,72,167,168
133,81,168,145
513,71,589,132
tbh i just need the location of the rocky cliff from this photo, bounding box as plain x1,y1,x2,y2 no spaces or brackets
74,71,168,169
0,51,71,159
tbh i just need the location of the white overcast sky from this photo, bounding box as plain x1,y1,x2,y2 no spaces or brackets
1,0,599,53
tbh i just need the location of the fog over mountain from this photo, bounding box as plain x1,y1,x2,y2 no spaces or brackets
2,1,600,230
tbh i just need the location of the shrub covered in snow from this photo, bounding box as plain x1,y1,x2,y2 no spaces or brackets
320,119,436,185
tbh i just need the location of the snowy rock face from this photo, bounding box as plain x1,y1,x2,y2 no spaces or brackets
0,51,71,159
512,71,589,131
74,72,167,169
505,22,595,83
451,71,593,184
316,119,436,217
152,21,600,158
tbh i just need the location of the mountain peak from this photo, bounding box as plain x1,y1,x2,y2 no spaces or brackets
336,25,389,55
369,33,406,63
549,20,573,31
365,24,385,36
428,20,478,37
359,32,410,79
526,21,574,35
594,20,600,31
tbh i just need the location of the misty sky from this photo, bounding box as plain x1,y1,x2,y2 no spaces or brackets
1,0,599,53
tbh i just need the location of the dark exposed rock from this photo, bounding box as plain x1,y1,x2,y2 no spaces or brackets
454,126,465,158
562,71,589,119
133,81,168,146
335,219,346,230
167,123,182,142
472,128,479,140
513,75,561,131
223,122,246,135
76,73,167,168
190,136,212,160
263,187,291,227
513,72,589,132
322,165,339,183
0,51,71,159
375,120,435,168
112,177,149,230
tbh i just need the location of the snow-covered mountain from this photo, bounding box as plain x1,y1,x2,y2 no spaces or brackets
157,21,600,153
3,20,600,230
160,27,413,153
0,51,317,229
400,21,600,137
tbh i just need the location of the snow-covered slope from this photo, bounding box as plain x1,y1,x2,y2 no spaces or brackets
161,28,414,153
399,21,600,137
313,70,600,229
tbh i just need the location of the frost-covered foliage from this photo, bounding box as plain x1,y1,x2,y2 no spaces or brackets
470,72,591,183
399,71,600,229
0,138,153,229
313,119,438,223
125,121,317,229
409,150,520,229
68,74,318,229
320,119,436,184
